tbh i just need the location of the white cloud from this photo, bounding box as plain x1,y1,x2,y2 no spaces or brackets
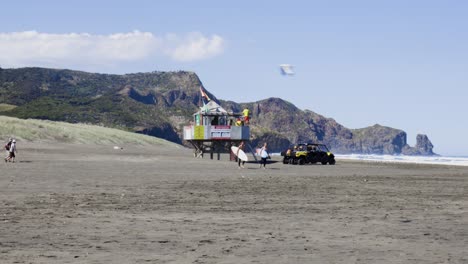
0,30,225,68
163,32,225,62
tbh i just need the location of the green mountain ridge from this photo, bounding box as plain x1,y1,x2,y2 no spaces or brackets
0,67,435,155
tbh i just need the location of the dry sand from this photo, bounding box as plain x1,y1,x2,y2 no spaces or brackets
1,142,467,264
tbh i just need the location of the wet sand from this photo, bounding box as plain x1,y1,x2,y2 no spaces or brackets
1,143,467,263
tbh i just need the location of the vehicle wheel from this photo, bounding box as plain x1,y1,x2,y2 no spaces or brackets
299,158,305,165
321,156,329,165
283,158,288,164
329,159,336,165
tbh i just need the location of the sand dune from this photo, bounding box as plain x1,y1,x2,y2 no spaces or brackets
0,116,179,147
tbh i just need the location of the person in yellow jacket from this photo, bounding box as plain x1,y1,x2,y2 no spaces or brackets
242,108,250,124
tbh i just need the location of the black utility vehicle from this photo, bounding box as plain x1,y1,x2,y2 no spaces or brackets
281,143,336,165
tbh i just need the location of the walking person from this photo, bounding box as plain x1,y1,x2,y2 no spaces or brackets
4,138,12,161
237,141,246,169
5,139,17,163
259,142,269,169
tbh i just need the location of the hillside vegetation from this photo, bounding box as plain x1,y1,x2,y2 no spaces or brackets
0,116,179,147
0,67,434,155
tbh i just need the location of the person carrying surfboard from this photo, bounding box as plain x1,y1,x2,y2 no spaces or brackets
237,141,246,168
260,142,269,169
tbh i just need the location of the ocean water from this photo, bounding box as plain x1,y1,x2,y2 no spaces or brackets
335,154,468,167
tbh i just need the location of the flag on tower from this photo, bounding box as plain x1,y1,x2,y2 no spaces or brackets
200,86,211,104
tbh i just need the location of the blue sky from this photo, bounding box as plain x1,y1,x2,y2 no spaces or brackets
1,0,467,155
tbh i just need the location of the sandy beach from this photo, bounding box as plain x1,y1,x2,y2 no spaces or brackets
1,142,467,263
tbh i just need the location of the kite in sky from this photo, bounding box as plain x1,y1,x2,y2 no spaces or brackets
279,64,295,76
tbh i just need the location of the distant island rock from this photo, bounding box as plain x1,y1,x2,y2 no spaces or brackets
401,134,435,156
0,67,435,155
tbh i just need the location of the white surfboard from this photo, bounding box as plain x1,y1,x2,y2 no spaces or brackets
231,146,249,161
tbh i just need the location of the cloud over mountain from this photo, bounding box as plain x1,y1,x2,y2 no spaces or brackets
0,30,225,68
163,32,225,62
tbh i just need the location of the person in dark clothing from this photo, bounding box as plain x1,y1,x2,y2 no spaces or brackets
5,139,17,163
4,138,12,161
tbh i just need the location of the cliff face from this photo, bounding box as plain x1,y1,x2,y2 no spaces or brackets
0,67,435,155
221,98,434,154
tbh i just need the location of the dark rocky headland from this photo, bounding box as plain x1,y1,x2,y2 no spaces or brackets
0,67,434,155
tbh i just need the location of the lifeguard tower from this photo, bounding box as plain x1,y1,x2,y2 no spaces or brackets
183,93,251,160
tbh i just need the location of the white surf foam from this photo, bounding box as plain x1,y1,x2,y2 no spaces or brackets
335,154,468,167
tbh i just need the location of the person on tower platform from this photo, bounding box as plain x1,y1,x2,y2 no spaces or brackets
242,108,250,125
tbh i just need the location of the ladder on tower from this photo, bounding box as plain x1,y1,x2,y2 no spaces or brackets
246,143,259,163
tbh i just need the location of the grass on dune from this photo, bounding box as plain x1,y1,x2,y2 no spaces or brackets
0,104,17,112
0,115,180,147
